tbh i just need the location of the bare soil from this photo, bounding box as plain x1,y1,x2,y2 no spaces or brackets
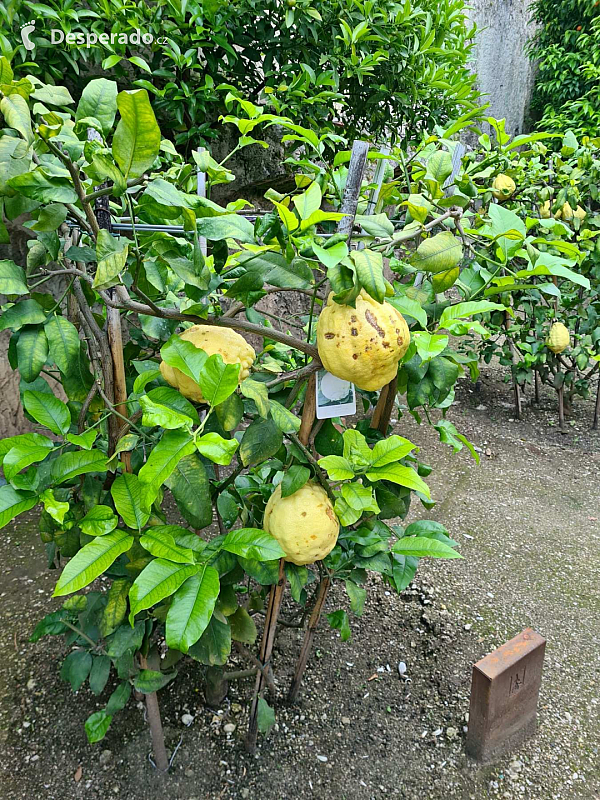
0,366,599,800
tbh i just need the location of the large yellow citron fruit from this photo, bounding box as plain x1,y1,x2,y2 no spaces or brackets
492,174,516,201
557,202,573,220
546,322,570,354
263,481,339,565
316,291,410,391
574,205,586,220
159,325,255,403
540,200,551,219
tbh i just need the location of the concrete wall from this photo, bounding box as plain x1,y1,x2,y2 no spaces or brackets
466,0,538,136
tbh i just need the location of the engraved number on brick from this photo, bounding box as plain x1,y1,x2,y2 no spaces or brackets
509,665,527,696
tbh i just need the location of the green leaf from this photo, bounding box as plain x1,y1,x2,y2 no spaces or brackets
426,150,453,183
351,249,385,303
80,505,118,537
111,473,150,530
188,615,231,666
257,697,276,735
66,430,98,450
365,463,430,498
318,455,355,481
105,682,131,715
412,332,448,363
370,435,416,467
240,378,270,417
53,530,134,596
140,527,195,564
85,711,112,744
166,565,220,653
217,491,238,528
340,483,379,513
106,620,145,658
50,450,107,483
215,392,244,431
345,580,366,616
292,181,321,220
355,213,395,238
281,465,311,498
342,429,373,469
239,419,283,467
160,335,207,383
146,387,199,424
60,650,92,691
0,93,32,143
515,255,590,291
134,669,176,693
222,528,286,561
285,562,309,602
129,559,200,623
8,169,78,204
0,260,29,295
391,554,418,592
139,395,193,430
133,368,161,394
100,579,130,637
196,215,255,243
112,89,161,179
89,655,111,696
410,231,463,274
0,484,38,529
434,419,480,463
312,240,348,269
0,299,47,332
229,606,257,644
392,536,462,559
39,488,69,524
3,444,52,481
17,328,48,382
30,609,69,641
75,78,118,136
0,433,52,465
93,229,129,290
45,315,81,374
196,432,238,466
269,400,301,433
138,429,195,507
165,453,212,530
198,354,240,407
23,389,69,435
437,301,506,330
327,609,351,641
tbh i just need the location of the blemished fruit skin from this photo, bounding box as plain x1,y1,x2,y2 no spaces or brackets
160,325,255,403
492,174,516,201
316,291,410,391
263,482,339,565
546,322,570,354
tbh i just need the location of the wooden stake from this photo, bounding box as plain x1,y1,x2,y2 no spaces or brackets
139,655,169,772
245,559,286,753
593,378,600,431
504,311,522,419
298,372,317,445
558,385,565,430
370,375,397,434
288,575,330,704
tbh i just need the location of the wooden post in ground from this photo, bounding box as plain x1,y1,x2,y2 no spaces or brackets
370,374,398,434
504,311,522,419
593,378,600,430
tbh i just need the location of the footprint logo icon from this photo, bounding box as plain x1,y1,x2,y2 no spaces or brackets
20,21,36,51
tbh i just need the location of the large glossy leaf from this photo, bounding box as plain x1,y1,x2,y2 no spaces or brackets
111,473,149,530
44,315,81,374
85,711,112,744
365,463,430,498
139,395,193,430
196,432,238,466
392,536,462,559
188,615,231,666
229,606,257,644
146,387,199,424
198,354,240,407
0,433,53,465
370,435,416,467
269,400,301,433
50,450,107,483
0,299,47,332
75,78,118,136
281,464,310,498
140,527,195,564
133,669,177,693
3,444,52,481
129,559,200,622
53,530,134,596
222,528,286,561
239,418,283,467
438,301,506,330
138,429,196,506
410,231,463,274
351,249,385,302
17,328,48,382
160,335,207,383
112,89,161,179
60,650,92,691
8,169,78,204
0,93,32,143
93,229,129,290
100,578,130,637
165,452,212,530
196,214,255,243
166,565,220,653
80,505,118,537
23,389,69,435
240,378,270,417
0,484,38,529
0,260,29,295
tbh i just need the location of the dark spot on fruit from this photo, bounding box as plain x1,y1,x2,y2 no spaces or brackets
382,341,390,348
351,327,358,336
324,332,335,339
352,353,359,360
397,336,404,346
350,315,357,322
301,512,307,517
365,309,385,337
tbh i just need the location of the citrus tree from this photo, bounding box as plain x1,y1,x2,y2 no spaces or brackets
456,121,600,427
0,70,511,765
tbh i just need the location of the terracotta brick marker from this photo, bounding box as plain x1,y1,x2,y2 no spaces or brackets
466,628,546,762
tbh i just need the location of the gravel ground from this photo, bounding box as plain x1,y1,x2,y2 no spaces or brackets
0,366,598,800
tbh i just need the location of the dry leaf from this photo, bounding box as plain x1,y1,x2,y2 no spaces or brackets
74,766,83,783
